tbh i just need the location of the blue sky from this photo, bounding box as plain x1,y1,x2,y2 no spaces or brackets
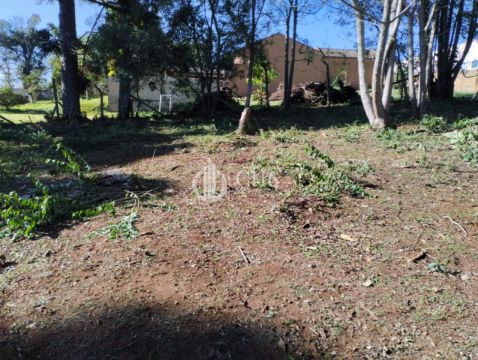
0,0,356,49
1,0,102,36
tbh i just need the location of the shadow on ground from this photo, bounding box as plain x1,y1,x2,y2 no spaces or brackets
0,303,315,360
252,99,478,130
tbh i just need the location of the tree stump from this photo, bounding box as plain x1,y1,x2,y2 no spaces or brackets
237,107,258,135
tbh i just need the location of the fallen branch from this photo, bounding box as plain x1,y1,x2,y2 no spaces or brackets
444,216,468,235
359,302,378,321
0,114,15,125
238,246,250,264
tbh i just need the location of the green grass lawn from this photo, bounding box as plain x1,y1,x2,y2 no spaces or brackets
0,97,115,123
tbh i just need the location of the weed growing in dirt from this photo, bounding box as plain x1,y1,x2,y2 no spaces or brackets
0,129,113,239
252,142,365,206
341,123,364,143
421,115,448,133
447,119,478,166
343,160,375,176
0,176,60,240
259,127,305,144
88,212,139,240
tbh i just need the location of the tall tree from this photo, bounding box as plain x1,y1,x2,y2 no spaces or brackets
237,0,267,135
88,0,172,118
350,0,404,128
416,0,437,115
273,0,320,110
170,0,246,118
58,0,81,118
434,0,478,100
0,15,52,101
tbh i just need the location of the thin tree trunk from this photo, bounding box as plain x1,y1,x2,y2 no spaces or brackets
52,78,61,118
353,0,377,126
287,0,298,104
117,5,131,119
371,0,393,128
264,63,270,108
418,0,437,116
282,2,292,110
382,43,396,112
407,3,417,115
238,0,259,134
321,56,331,106
118,76,131,119
58,0,81,120
96,85,105,119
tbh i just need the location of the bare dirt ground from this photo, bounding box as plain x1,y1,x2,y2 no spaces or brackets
1,109,478,359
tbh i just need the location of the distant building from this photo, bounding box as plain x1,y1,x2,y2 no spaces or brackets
107,33,375,111
107,73,230,113
455,40,478,94
229,33,375,97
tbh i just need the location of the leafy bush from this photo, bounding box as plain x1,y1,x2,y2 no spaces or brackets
0,130,111,239
87,212,138,240
0,87,27,109
447,124,478,166
0,176,60,240
252,143,365,206
421,115,448,133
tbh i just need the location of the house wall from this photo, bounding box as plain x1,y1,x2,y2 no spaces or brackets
455,69,478,94
229,33,374,97
107,76,202,112
459,40,478,71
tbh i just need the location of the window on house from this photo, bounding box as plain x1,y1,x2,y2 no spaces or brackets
471,60,478,69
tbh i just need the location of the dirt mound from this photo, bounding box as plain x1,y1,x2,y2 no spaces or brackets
290,81,358,105
190,87,241,115
270,82,358,105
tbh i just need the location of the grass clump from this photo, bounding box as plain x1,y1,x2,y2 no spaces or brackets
252,142,365,206
88,212,139,240
260,128,304,144
447,118,478,166
421,115,448,133
341,123,364,143
0,128,114,239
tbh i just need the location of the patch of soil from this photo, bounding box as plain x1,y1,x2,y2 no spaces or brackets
1,125,477,359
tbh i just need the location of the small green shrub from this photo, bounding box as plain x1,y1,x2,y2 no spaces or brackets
342,123,363,143
252,143,365,206
0,176,60,239
447,123,478,166
88,212,139,240
343,160,375,176
0,87,27,110
260,128,304,144
421,115,448,133
0,130,111,239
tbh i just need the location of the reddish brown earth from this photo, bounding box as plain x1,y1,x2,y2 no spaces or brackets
1,123,477,359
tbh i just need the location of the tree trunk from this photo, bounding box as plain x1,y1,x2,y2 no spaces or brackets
95,85,105,119
118,76,131,119
353,0,403,128
264,63,270,108
58,0,81,119
282,2,292,110
407,4,417,115
417,0,437,116
381,43,396,112
287,0,298,105
320,56,331,106
353,0,378,126
52,78,61,117
434,0,478,100
238,0,259,135
371,0,392,128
